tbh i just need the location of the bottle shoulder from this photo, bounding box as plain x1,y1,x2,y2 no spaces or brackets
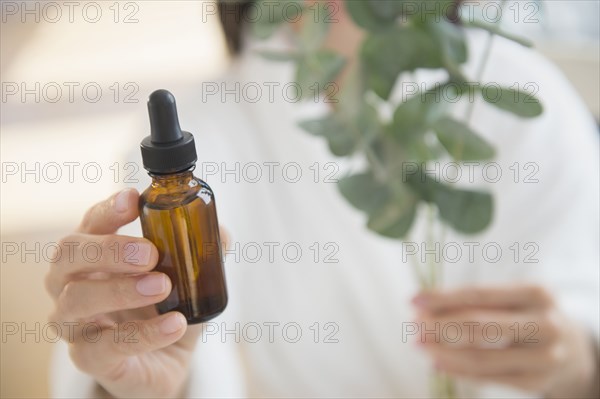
140,175,215,210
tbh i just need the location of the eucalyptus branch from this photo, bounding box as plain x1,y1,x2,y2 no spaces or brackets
250,1,543,398
426,203,437,289
463,0,508,147
364,144,388,183
462,19,533,48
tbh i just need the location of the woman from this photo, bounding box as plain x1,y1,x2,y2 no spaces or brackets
47,1,599,397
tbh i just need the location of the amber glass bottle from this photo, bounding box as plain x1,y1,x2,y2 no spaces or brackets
139,89,227,324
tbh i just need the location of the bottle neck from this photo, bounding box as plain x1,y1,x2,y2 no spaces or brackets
149,167,194,188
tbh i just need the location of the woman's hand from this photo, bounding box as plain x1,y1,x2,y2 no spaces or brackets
45,189,227,398
413,285,599,398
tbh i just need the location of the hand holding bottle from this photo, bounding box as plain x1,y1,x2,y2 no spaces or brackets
45,189,222,398
46,90,228,398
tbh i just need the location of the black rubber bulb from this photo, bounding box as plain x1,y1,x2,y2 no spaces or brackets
140,89,197,174
148,89,183,144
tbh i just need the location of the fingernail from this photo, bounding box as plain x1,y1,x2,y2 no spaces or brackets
126,242,153,265
136,274,166,296
160,313,186,335
114,189,131,213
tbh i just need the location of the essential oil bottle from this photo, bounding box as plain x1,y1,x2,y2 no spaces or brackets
139,89,227,324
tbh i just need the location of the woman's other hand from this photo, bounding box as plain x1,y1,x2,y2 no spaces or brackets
413,285,599,398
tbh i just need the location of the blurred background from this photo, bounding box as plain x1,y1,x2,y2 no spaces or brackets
0,1,598,397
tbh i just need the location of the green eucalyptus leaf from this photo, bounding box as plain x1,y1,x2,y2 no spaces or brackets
367,0,406,20
368,134,411,176
392,96,429,138
427,19,468,82
381,92,447,165
250,20,280,39
298,115,355,156
391,90,447,140
434,185,493,233
327,132,356,157
479,86,543,118
252,20,280,40
295,50,346,99
345,1,396,32
299,96,380,157
335,64,367,117
361,25,443,99
356,102,381,142
408,136,442,161
407,0,457,23
255,50,300,62
337,170,417,238
299,11,330,52
298,115,339,136
337,171,391,213
404,167,435,202
406,171,493,233
433,116,495,160
367,188,418,238
251,0,304,39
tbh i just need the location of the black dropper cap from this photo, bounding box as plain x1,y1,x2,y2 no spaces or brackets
141,89,197,174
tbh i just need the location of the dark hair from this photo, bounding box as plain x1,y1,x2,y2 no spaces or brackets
218,1,255,55
217,1,462,55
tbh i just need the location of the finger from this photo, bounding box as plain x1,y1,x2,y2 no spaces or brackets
415,308,560,347
54,273,171,322
51,234,158,272
46,234,159,299
78,189,139,235
412,284,554,312
68,312,187,377
425,345,561,376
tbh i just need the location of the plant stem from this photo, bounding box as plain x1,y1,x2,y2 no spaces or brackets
464,0,509,124
426,204,437,289
364,144,389,183
408,242,428,288
430,7,510,397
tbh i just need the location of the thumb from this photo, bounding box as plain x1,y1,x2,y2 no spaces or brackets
77,188,139,234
